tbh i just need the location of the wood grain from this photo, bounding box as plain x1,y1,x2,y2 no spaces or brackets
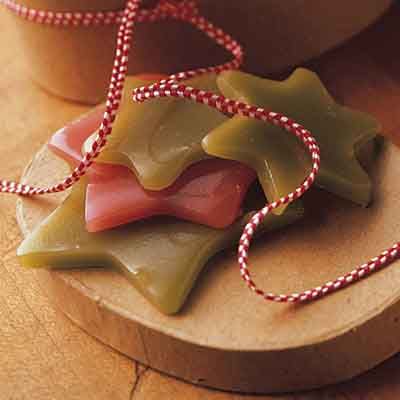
3,3,400,400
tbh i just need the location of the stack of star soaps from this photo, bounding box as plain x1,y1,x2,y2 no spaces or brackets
17,69,381,314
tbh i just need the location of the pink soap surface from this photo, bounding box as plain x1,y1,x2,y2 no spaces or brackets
49,105,106,166
85,159,256,231
48,105,256,232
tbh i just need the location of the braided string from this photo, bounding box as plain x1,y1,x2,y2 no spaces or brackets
1,0,399,303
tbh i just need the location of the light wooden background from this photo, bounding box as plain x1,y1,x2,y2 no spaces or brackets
2,4,400,400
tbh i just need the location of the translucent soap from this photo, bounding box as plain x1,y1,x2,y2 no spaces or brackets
18,181,303,314
49,105,256,231
203,68,381,213
84,73,229,190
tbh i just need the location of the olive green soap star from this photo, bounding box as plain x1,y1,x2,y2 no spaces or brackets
84,73,228,191
17,181,303,315
202,69,381,214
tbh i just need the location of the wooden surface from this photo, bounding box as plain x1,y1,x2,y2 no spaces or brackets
15,122,400,393
3,4,400,400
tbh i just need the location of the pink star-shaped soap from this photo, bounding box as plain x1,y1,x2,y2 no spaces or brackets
49,104,256,232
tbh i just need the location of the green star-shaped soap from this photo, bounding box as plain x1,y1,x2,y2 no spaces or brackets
84,73,229,190
202,68,381,213
17,181,303,314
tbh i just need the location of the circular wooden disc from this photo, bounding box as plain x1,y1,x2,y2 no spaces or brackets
17,142,400,394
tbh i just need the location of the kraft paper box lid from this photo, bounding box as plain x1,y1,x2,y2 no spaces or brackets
6,0,393,104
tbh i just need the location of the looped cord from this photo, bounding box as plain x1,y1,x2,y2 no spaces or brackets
1,0,399,303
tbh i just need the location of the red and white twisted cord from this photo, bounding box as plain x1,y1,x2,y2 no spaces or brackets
1,0,399,303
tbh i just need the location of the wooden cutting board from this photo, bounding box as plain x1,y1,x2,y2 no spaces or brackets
14,4,400,395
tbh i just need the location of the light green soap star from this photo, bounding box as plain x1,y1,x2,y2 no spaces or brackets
84,73,229,190
18,181,303,315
